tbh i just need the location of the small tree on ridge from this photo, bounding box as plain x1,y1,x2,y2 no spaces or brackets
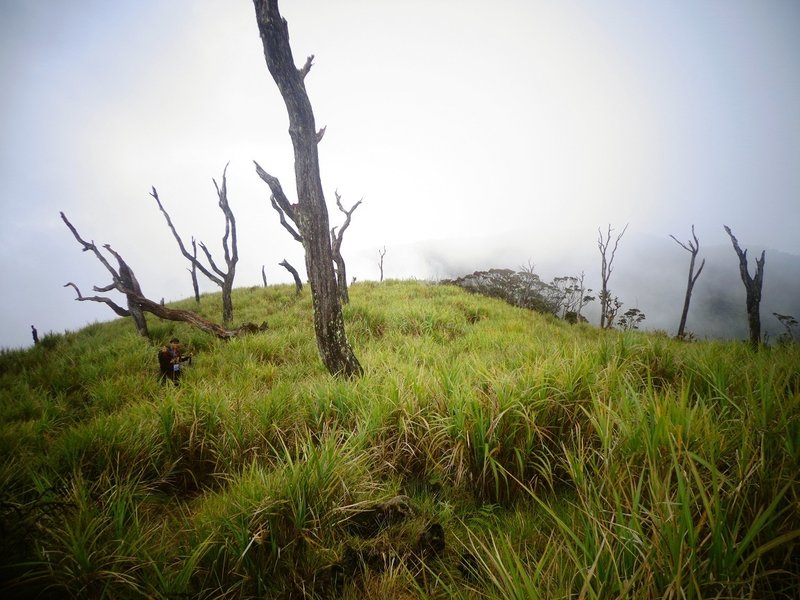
597,223,628,329
724,225,765,350
670,225,705,339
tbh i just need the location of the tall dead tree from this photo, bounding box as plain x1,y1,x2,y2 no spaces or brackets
150,163,238,324
60,213,257,339
597,223,628,329
724,225,766,350
670,225,706,339
252,0,362,377
331,191,362,304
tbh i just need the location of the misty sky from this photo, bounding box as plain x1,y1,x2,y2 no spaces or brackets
1,0,799,349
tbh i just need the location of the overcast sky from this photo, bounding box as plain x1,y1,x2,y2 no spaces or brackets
1,0,799,349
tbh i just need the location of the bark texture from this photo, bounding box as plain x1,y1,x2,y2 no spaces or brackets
670,225,705,339
724,225,765,350
252,0,362,377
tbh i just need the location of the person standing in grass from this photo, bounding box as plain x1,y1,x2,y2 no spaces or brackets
158,338,192,385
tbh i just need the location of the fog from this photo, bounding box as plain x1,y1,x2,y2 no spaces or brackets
2,1,799,348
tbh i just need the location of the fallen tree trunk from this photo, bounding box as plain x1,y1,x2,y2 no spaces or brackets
61,212,263,340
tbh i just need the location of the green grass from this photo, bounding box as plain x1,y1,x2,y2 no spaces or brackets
1,280,798,598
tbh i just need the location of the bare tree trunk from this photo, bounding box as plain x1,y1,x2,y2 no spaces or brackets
597,224,628,329
190,237,201,303
724,225,765,350
117,254,149,338
62,213,260,339
262,265,268,287
670,225,706,339
331,191,362,304
378,246,387,283
279,259,303,296
150,163,238,324
252,0,362,377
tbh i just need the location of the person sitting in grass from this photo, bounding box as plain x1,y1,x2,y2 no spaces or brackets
158,338,192,385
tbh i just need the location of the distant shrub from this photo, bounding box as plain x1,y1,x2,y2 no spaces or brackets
442,268,559,316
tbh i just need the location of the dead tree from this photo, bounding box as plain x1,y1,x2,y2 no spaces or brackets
597,223,628,329
262,265,268,287
331,191,362,304
190,237,201,303
62,213,260,339
670,225,706,339
150,163,238,324
61,212,149,338
724,225,766,350
279,259,303,295
378,246,387,282
252,0,362,377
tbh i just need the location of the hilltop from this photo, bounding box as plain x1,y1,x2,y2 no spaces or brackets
1,281,798,598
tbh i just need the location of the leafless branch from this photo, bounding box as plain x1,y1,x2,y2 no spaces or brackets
198,241,226,278
332,190,362,246
254,160,304,242
271,196,304,243
213,162,237,268
149,186,224,286
279,258,303,295
299,54,314,79
330,191,362,304
150,163,238,323
60,212,121,285
64,282,131,317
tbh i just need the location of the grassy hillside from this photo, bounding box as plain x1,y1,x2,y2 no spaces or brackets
1,280,799,599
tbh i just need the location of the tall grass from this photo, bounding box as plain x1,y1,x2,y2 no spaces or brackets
1,281,798,598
